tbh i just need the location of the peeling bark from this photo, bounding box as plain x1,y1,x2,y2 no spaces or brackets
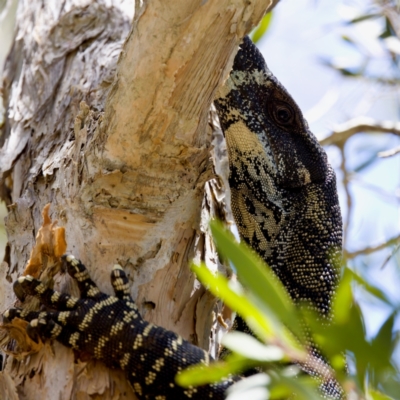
0,0,276,398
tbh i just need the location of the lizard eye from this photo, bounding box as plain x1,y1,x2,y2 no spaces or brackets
269,102,295,125
276,106,292,122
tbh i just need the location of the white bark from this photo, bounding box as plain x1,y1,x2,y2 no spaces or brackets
0,0,276,398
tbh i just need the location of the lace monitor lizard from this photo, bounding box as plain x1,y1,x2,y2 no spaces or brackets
4,36,343,399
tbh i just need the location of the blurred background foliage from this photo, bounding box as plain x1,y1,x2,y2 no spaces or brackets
0,0,400,398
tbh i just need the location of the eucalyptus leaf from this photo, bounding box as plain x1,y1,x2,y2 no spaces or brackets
367,388,395,400
251,13,273,44
226,373,271,400
222,331,284,362
271,374,322,400
371,312,395,369
176,353,248,387
227,386,270,400
191,262,275,339
191,262,302,355
210,221,302,337
348,269,393,305
333,268,353,324
348,13,380,24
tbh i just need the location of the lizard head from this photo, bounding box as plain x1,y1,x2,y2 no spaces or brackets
215,36,328,190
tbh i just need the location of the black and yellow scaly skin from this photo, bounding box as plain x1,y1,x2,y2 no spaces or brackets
4,37,343,399
4,255,237,399
214,37,342,317
214,36,343,398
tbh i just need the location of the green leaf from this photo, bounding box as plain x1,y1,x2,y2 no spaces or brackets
368,313,398,388
191,263,302,355
367,388,395,400
226,373,271,400
251,13,273,44
380,17,396,39
210,221,302,337
227,371,321,400
192,263,274,339
347,13,380,24
347,269,393,305
374,373,400,399
270,373,322,400
341,35,358,46
222,331,285,362
176,353,250,387
371,312,395,368
333,268,353,324
319,58,364,77
305,299,369,384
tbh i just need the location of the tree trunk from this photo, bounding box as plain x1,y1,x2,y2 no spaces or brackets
0,0,275,398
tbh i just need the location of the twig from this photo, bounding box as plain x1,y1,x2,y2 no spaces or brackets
379,0,400,39
345,234,400,259
378,145,400,158
353,179,400,202
339,145,352,246
380,243,400,269
320,117,400,147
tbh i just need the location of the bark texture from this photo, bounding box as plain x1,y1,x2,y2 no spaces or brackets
0,0,275,398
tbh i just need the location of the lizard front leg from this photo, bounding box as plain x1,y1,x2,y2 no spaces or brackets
4,255,238,400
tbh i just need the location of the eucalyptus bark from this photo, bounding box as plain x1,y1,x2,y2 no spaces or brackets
0,0,275,398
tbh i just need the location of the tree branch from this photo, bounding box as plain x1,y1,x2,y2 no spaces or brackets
378,145,400,158
0,1,278,398
345,233,400,259
320,117,400,147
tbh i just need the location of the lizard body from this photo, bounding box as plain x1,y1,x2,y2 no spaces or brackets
4,37,342,399
214,37,342,317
